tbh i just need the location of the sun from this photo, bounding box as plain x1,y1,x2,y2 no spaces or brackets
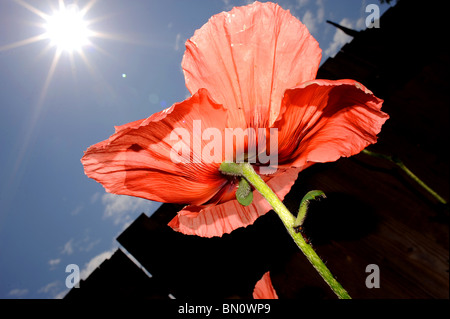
0,0,128,110
0,0,121,193
44,4,91,52
0,1,101,101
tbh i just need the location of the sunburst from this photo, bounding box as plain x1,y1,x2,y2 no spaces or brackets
0,0,113,194
0,0,113,95
44,3,92,52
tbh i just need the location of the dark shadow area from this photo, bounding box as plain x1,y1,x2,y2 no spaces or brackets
351,154,450,223
301,192,379,245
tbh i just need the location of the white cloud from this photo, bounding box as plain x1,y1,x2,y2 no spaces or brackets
80,249,115,280
38,281,67,299
356,17,365,30
101,193,158,226
59,234,100,258
324,18,354,58
80,237,101,253
8,288,29,298
54,289,69,299
174,33,182,51
38,281,62,296
221,0,234,11
316,0,325,23
296,0,309,9
61,238,74,255
340,17,354,29
38,281,58,294
48,258,61,270
70,204,83,216
302,10,317,34
90,192,100,204
300,0,325,35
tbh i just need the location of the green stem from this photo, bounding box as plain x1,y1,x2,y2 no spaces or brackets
220,162,351,299
295,190,326,229
361,149,447,205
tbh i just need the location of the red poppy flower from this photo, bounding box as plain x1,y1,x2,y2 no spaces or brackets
253,272,278,299
81,2,388,237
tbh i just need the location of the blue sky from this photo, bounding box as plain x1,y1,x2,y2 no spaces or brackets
0,0,392,299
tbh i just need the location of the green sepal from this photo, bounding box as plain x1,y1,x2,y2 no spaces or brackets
236,178,253,206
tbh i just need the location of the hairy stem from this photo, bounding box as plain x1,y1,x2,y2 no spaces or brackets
220,162,351,299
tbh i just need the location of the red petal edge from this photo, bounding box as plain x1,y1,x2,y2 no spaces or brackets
168,165,312,237
274,79,389,167
253,271,279,299
81,89,229,205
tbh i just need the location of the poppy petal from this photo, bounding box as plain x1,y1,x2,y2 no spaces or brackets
182,2,321,128
167,166,306,237
81,89,229,205
113,118,147,133
274,79,389,167
253,271,279,299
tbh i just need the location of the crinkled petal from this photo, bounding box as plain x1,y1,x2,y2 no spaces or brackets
167,166,309,237
113,118,146,133
253,272,279,299
81,89,229,205
274,79,389,167
182,1,321,128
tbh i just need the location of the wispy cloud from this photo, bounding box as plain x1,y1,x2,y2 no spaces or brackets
79,237,101,253
8,288,29,298
316,0,325,24
101,193,159,227
324,18,354,58
90,192,100,204
70,204,83,216
49,258,61,266
299,0,325,36
67,247,153,292
38,280,69,299
59,233,100,260
48,258,61,270
302,10,317,34
221,0,233,10
38,281,59,294
38,281,64,298
61,238,74,255
174,33,182,51
80,249,115,280
296,0,309,9
356,17,365,30
54,289,69,299
58,235,101,262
